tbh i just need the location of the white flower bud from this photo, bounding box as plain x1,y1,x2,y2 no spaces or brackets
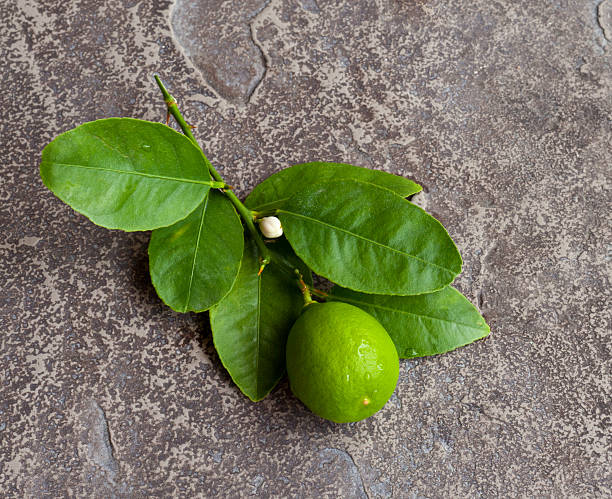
259,216,283,238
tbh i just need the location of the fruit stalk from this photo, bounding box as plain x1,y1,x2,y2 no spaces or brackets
257,249,327,304
154,74,271,269
296,271,316,306
308,287,328,300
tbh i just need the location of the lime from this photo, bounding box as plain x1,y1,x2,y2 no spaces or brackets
286,301,399,423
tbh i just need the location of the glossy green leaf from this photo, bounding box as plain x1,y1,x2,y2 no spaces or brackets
40,118,219,231
279,179,462,296
329,286,490,358
245,161,422,212
148,191,244,313
210,238,310,401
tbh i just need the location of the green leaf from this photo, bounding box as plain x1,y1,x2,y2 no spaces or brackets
279,179,462,296
210,238,309,401
329,286,490,358
245,161,422,212
148,191,244,313
40,118,219,231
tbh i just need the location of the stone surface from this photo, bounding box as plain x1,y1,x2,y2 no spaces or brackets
1,0,610,497
171,0,270,103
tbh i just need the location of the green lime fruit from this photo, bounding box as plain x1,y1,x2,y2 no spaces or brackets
286,301,400,423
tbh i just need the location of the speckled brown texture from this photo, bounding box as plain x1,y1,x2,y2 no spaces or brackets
1,0,610,497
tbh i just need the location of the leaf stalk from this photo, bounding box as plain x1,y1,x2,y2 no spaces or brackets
154,74,271,268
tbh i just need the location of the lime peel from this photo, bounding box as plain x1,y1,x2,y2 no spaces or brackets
286,302,399,423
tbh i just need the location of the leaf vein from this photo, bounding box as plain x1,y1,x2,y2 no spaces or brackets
331,294,488,331
280,211,456,274
89,132,130,160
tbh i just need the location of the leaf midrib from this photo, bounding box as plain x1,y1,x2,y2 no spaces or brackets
255,272,262,397
279,210,456,274
184,196,209,312
249,179,420,212
331,293,489,331
44,161,213,186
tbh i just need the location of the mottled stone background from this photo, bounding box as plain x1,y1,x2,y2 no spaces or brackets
1,0,610,497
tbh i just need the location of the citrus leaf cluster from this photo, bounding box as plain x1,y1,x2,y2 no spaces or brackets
40,86,490,412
